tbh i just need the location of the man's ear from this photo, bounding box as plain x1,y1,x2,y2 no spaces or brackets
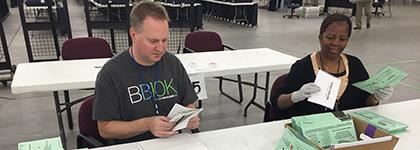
129,27,137,39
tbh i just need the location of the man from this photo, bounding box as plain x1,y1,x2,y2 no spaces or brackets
93,1,200,144
354,0,373,29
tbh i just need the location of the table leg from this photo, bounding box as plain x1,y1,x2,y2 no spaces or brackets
53,91,67,150
63,90,73,129
219,76,244,104
243,72,271,117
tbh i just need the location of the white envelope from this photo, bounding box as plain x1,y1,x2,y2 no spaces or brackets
308,70,341,110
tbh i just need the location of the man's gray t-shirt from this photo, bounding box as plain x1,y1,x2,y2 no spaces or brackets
93,51,198,144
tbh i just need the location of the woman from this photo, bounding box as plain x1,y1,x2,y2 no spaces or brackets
270,14,393,120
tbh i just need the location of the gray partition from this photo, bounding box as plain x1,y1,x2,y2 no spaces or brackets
84,0,200,54
17,0,72,62
0,21,14,86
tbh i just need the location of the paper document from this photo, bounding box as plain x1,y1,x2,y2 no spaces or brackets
308,70,341,110
330,135,392,149
167,104,203,131
18,137,63,150
353,66,408,94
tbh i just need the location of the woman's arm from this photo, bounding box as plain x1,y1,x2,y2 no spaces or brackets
277,93,295,109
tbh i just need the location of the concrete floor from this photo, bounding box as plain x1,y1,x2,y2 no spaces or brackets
1,1,420,150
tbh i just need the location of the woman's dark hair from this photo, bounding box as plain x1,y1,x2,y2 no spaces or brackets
320,14,352,37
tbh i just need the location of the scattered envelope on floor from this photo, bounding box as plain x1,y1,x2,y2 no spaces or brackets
167,103,203,131
308,70,341,110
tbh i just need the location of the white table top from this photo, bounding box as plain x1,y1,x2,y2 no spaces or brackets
178,48,298,77
91,99,420,150
11,48,298,94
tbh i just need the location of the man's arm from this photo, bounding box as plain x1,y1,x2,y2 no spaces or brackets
98,116,177,140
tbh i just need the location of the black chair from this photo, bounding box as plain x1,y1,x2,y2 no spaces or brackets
372,0,385,16
283,0,301,19
263,74,287,122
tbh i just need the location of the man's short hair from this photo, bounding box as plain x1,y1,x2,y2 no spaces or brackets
130,1,170,32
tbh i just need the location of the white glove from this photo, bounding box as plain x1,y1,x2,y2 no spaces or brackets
374,86,394,101
291,83,321,103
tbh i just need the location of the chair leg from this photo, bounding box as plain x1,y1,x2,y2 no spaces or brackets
77,135,83,148
191,128,200,133
197,100,202,108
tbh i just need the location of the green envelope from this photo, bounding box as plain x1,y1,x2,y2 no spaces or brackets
18,137,63,150
353,66,409,94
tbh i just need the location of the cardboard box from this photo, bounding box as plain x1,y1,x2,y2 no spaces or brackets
285,117,399,150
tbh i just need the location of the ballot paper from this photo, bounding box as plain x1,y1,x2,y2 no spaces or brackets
308,70,341,110
353,66,408,94
330,135,392,149
275,127,319,150
167,104,203,131
18,137,63,150
292,112,357,149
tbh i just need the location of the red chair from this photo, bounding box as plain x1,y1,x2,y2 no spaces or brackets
182,31,233,53
77,95,108,148
182,31,244,107
264,74,288,122
59,37,113,137
62,37,113,60
77,96,199,148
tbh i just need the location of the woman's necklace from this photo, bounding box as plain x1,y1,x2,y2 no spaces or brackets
319,52,341,74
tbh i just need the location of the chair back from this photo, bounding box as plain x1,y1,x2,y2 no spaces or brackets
184,31,224,53
62,37,113,60
373,0,385,7
284,0,301,7
264,74,288,122
78,95,106,146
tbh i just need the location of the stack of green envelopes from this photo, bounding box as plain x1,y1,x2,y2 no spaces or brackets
291,112,357,149
349,110,408,134
276,127,319,150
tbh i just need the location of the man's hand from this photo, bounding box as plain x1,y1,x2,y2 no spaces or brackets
147,116,178,137
186,115,200,129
